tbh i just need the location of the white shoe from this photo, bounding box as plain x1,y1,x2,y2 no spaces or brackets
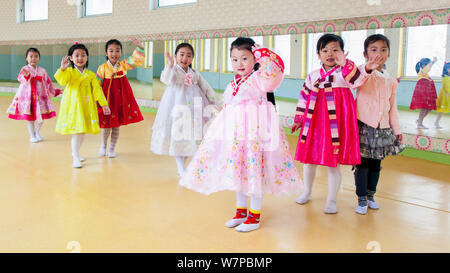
324,201,338,214
35,133,43,141
79,156,85,162
225,218,247,228
368,200,380,210
72,157,82,168
235,222,260,232
30,137,39,143
295,193,311,205
417,124,428,129
99,147,106,156
355,204,368,215
108,151,116,158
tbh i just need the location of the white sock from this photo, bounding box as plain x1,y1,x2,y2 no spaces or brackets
100,128,111,155
324,166,341,214
296,164,317,204
35,121,43,140
27,121,36,140
250,196,262,212
236,191,248,208
175,156,186,176
71,134,82,167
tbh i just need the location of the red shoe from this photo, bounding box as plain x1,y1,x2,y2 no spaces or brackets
235,210,260,232
225,208,247,228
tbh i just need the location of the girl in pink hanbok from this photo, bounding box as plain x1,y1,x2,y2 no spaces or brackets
7,48,61,143
179,38,302,233
291,34,380,214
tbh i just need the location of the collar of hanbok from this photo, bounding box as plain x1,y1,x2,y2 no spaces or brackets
26,64,39,77
176,64,193,74
75,66,85,75
231,70,254,96
108,60,121,70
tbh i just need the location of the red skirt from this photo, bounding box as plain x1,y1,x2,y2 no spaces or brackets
8,86,56,121
410,78,437,110
98,76,144,128
294,87,361,167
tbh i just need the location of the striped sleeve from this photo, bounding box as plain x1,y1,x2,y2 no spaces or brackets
341,59,368,89
294,75,313,123
123,46,145,71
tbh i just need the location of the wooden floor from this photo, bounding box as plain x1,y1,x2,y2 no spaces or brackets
0,96,448,253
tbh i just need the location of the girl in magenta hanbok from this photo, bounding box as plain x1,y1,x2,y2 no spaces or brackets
291,34,380,214
179,38,302,233
7,48,61,143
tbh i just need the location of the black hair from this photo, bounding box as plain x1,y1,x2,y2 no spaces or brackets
316,33,344,53
68,43,89,68
105,39,123,60
230,37,260,71
25,47,40,58
364,34,390,56
175,42,194,68
415,58,431,74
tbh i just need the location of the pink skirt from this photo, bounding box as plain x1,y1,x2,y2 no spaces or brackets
294,87,361,167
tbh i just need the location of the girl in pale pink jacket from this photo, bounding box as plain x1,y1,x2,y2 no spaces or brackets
7,48,61,143
354,34,405,215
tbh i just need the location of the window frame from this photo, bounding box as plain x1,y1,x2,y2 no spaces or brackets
150,0,197,10
20,0,49,23
83,0,113,18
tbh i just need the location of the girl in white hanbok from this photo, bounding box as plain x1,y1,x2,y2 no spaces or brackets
150,43,217,176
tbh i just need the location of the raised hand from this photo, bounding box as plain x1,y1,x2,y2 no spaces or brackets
335,51,349,67
252,43,262,52
60,56,71,71
366,54,383,72
22,68,30,77
165,52,174,67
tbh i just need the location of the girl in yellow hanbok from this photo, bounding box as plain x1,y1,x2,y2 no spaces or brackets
435,62,450,128
54,43,111,168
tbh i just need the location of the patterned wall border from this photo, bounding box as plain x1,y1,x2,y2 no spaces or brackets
1,8,448,45
1,85,448,157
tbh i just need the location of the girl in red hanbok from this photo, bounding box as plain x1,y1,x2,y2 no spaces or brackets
96,39,145,157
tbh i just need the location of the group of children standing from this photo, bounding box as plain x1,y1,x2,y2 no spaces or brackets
6,33,448,233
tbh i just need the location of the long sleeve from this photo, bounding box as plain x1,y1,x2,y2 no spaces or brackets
294,75,313,123
54,68,71,87
252,48,285,93
17,67,31,84
121,46,145,71
197,73,217,104
96,65,105,87
388,85,401,135
160,64,176,85
91,76,108,107
42,70,59,97
341,60,368,89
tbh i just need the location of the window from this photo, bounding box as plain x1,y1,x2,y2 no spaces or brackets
307,32,324,73
147,41,154,67
23,0,48,21
341,30,367,67
204,39,211,71
158,0,196,7
274,35,291,75
85,0,113,16
405,25,447,78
